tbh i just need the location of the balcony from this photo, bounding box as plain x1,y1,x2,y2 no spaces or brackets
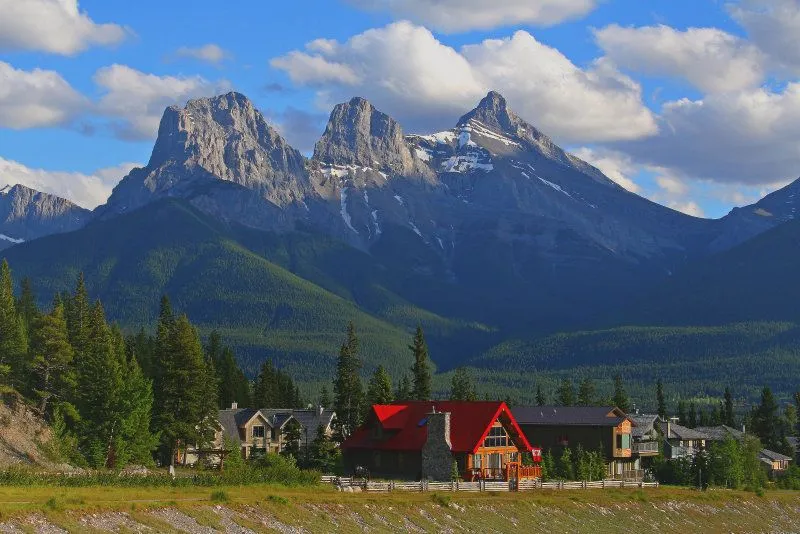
464,465,542,482
633,441,660,455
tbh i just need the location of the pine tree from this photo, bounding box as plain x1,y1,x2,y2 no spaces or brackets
366,366,394,406
556,378,575,406
656,379,666,419
309,424,339,473
30,301,75,415
688,402,698,428
319,385,332,408
117,345,158,467
724,387,735,427
612,374,630,413
332,322,363,440
409,326,432,401
541,449,556,481
677,400,688,426
558,448,575,480
536,385,546,406
395,375,412,401
154,314,219,466
254,360,301,408
795,392,800,437
450,367,477,401
16,278,38,332
65,273,91,361
752,387,781,450
577,378,595,406
0,260,27,389
281,419,302,460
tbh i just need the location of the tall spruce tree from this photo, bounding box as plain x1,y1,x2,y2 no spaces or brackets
612,374,630,413
65,274,91,361
577,378,595,406
450,367,477,401
254,360,301,408
154,314,218,465
688,402,698,428
332,322,363,440
556,378,575,406
724,387,735,427
409,326,432,401
677,400,688,426
319,385,332,408
752,387,781,450
795,392,800,437
536,385,546,406
30,301,75,415
656,379,667,419
0,260,27,388
16,278,38,337
366,366,394,406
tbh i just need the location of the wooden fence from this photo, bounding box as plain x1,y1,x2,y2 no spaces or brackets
321,476,658,493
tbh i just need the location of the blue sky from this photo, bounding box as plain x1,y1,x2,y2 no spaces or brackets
2,0,799,217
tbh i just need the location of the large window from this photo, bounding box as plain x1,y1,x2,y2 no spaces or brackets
473,454,483,468
483,425,509,448
252,426,265,439
616,433,631,449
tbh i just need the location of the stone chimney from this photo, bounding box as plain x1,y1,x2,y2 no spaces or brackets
231,401,238,410
422,411,453,481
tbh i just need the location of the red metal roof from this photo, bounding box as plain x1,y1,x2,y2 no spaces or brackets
342,401,533,454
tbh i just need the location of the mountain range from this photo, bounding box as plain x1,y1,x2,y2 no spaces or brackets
3,90,800,393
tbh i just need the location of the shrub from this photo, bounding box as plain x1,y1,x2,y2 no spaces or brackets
431,493,451,508
210,490,228,502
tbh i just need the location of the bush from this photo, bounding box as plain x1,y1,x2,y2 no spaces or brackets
210,490,228,502
431,493,451,508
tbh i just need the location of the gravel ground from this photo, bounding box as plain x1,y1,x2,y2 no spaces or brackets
78,511,152,532
150,508,221,533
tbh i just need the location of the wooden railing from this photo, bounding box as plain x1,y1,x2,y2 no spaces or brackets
463,464,542,481
633,441,659,454
326,478,660,493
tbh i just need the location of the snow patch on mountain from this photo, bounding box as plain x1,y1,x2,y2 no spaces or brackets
441,153,494,173
409,222,423,238
394,195,404,206
340,188,359,234
0,234,23,244
371,210,381,237
537,176,573,199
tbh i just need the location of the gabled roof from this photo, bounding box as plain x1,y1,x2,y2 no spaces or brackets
657,420,708,441
285,408,336,434
694,425,745,442
342,401,532,454
217,408,271,443
630,414,659,438
513,406,628,427
760,449,793,462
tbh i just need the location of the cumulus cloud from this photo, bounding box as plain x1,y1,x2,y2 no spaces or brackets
345,0,598,32
174,44,231,65
729,0,800,73
0,0,126,55
570,147,642,193
271,22,657,143
594,24,767,93
616,83,800,185
93,64,230,141
0,61,88,129
0,157,138,209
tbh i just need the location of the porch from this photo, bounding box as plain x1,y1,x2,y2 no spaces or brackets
464,463,542,482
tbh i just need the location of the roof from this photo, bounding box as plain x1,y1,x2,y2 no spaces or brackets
657,420,709,441
788,437,799,452
342,401,532,454
694,425,745,442
759,449,793,462
630,414,658,438
218,407,336,443
285,408,336,435
217,408,268,443
513,406,628,427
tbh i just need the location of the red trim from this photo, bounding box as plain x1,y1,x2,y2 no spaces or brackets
470,403,533,454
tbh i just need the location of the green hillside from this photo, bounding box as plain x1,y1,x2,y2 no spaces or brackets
1,199,490,382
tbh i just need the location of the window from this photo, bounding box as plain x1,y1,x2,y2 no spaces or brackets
509,452,519,463
252,426,265,439
483,426,509,448
473,454,483,468
488,453,503,469
616,433,631,449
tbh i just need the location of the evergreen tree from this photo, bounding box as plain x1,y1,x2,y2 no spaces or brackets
16,277,38,348
319,385,332,408
450,367,477,401
536,385,546,406
656,379,666,419
752,387,781,450
0,260,27,388
677,400,688,426
332,322,363,440
366,366,393,406
395,375,412,401
280,419,302,460
575,444,590,480
612,374,630,413
558,448,575,480
216,346,251,409
688,402,698,428
577,378,595,406
795,392,800,437
409,326,432,401
541,449,556,481
309,424,339,473
117,346,158,467
254,360,301,408
154,314,219,466
30,301,75,415
556,378,575,406
65,273,91,360
724,387,735,427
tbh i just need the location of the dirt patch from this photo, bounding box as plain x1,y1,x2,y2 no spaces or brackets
78,511,152,532
150,508,220,533
0,393,61,469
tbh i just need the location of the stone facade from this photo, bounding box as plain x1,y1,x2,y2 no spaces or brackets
422,411,453,481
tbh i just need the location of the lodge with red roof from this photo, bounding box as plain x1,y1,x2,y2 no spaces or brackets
341,401,542,481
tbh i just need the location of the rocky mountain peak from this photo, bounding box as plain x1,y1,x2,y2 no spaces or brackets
457,91,516,132
313,97,434,179
0,184,89,246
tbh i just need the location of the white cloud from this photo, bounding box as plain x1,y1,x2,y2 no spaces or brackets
346,0,598,32
0,157,138,209
174,44,231,65
93,64,230,141
655,175,689,196
0,0,126,55
729,0,800,73
271,22,657,143
616,83,800,185
0,61,88,129
570,147,642,193
594,24,766,93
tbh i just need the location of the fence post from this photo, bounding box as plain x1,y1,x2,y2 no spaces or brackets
601,480,605,489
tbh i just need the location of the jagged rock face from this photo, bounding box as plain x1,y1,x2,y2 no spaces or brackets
313,97,434,180
100,92,310,217
0,184,89,248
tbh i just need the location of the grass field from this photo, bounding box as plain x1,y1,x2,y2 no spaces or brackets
0,484,798,533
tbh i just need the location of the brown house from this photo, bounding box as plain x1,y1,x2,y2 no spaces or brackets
514,406,638,480
342,401,541,481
